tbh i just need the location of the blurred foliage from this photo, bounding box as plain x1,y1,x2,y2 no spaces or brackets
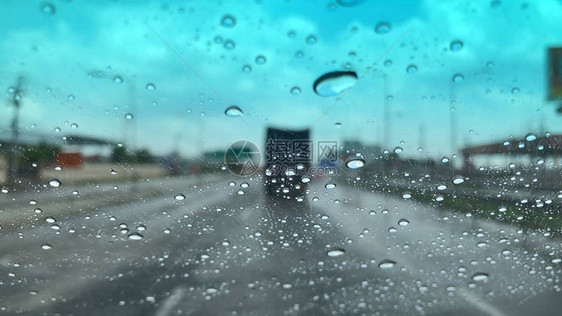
111,146,153,163
18,142,59,165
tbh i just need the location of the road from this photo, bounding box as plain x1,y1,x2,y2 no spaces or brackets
1,174,562,315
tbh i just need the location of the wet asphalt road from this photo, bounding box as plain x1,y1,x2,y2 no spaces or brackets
1,174,562,315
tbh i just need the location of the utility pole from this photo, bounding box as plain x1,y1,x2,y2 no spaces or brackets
7,76,24,185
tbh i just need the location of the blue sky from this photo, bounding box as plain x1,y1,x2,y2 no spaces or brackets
1,0,562,160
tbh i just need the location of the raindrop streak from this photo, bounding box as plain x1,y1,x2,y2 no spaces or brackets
326,248,346,257
471,273,489,282
225,105,244,117
378,260,396,269
450,40,464,51
174,193,186,201
40,2,56,15
48,178,61,188
374,22,392,34
346,157,366,169
220,14,236,28
313,71,358,97
128,233,144,240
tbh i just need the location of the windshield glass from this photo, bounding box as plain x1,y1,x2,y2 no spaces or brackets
2,0,562,315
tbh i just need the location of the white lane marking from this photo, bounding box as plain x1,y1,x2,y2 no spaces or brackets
155,286,187,316
457,288,507,316
310,183,507,316
2,184,228,313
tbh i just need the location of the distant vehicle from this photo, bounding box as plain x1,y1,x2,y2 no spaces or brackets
264,127,311,199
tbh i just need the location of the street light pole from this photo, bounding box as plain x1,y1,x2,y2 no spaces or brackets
7,76,24,185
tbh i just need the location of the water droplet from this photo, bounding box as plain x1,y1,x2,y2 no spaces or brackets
242,64,252,73
225,105,244,117
301,176,311,183
369,210,376,215
327,248,345,257
125,113,134,120
146,83,156,90
334,122,342,128
128,233,144,240
450,40,463,52
490,0,501,9
437,184,447,191
305,35,317,45
406,64,418,74
41,243,53,250
378,260,396,269
45,216,56,223
452,73,464,82
313,71,358,97
255,55,267,65
452,176,465,185
40,2,56,15
336,0,364,7
345,156,366,169
223,40,236,50
471,272,489,282
240,182,249,188
174,193,185,200
113,76,123,84
402,192,412,199
163,228,171,234
70,123,78,129
290,86,301,95
441,157,450,163
398,218,409,226
525,133,536,141
511,87,520,95
220,14,236,28
388,227,397,233
374,22,392,34
48,178,61,188
282,283,293,289
325,182,337,189
394,147,403,154
137,224,146,231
